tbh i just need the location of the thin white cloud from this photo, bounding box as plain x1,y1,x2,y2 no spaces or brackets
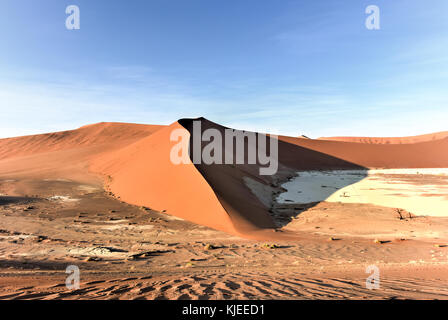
0,66,447,139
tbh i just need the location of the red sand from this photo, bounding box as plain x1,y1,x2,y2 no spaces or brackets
1,119,447,239
279,135,448,168
319,131,448,144
90,122,237,235
0,122,163,184
0,122,163,160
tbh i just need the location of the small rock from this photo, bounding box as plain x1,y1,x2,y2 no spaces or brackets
85,256,101,262
262,243,279,249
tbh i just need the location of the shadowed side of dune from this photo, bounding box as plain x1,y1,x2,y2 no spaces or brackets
178,118,368,239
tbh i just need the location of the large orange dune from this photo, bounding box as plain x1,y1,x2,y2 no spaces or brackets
0,118,447,239
0,122,163,184
90,122,237,235
0,122,163,160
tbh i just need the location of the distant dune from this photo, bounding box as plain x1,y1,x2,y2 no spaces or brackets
318,131,448,144
279,134,448,169
0,122,164,161
0,118,447,239
0,122,164,184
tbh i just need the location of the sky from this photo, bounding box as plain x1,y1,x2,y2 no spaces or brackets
0,0,447,138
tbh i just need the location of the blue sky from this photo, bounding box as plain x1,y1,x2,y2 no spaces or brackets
0,0,447,138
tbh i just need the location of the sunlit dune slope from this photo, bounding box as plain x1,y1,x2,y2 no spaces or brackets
0,122,164,183
0,122,164,160
90,122,237,235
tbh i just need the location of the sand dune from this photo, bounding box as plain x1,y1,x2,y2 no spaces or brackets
279,135,448,169
90,122,237,235
0,118,447,239
2,117,448,300
0,122,163,161
0,122,164,184
177,118,366,239
319,131,448,144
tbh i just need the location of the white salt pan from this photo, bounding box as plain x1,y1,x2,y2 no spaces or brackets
276,169,448,217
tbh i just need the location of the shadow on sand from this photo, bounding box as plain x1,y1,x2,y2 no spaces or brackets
178,117,368,232
0,196,40,206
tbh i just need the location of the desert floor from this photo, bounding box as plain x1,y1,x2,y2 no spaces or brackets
1,177,448,300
